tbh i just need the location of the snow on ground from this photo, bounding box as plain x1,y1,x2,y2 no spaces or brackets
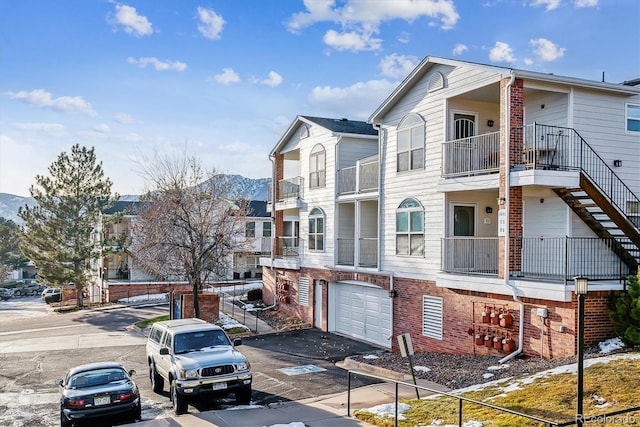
599,337,625,353
414,366,431,373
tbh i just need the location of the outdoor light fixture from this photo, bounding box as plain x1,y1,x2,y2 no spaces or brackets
497,197,506,206
573,276,589,426
613,160,622,167
487,119,494,127
485,206,493,214
574,276,588,295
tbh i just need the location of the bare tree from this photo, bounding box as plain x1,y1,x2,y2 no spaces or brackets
131,153,249,318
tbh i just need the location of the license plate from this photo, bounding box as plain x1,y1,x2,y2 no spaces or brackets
94,396,110,406
211,382,227,390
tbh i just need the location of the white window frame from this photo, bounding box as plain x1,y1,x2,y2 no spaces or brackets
626,103,640,133
397,113,425,172
308,207,325,252
309,144,326,188
395,198,424,256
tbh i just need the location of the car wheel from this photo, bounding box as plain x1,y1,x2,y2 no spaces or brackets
14,290,21,297
60,409,72,427
235,386,252,405
149,364,164,393
130,402,142,422
171,379,188,415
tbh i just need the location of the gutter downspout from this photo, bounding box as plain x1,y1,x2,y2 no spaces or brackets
268,153,276,270
500,70,525,364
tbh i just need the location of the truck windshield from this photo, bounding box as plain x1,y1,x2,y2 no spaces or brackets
174,330,231,354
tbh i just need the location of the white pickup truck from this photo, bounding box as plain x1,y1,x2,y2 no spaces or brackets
145,318,252,414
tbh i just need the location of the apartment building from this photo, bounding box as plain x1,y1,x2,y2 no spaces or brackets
261,56,640,359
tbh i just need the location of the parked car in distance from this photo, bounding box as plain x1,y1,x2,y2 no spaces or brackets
57,361,141,427
41,287,61,301
13,283,44,297
146,318,253,415
0,287,12,300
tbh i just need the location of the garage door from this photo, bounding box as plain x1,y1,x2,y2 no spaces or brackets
333,282,392,348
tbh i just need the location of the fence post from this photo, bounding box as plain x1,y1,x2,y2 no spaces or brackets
459,399,463,426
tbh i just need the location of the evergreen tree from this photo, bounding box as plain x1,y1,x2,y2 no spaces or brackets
0,217,26,280
18,144,118,307
608,274,640,347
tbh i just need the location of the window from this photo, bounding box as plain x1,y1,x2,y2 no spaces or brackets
263,221,272,237
309,144,326,188
422,296,443,340
308,207,325,251
397,114,425,172
245,222,255,238
627,104,640,132
396,198,424,256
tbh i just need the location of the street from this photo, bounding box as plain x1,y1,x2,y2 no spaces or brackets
0,296,382,426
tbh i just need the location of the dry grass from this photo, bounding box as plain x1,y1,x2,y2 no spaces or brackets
355,354,640,427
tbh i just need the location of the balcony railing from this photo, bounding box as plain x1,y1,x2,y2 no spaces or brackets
337,155,379,195
442,236,631,280
273,236,300,258
510,236,631,281
260,237,272,254
277,177,302,200
441,237,499,275
442,132,500,177
337,237,378,268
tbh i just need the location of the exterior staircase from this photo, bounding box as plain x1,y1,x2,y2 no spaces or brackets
551,127,640,276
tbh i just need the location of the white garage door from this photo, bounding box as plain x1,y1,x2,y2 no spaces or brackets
334,282,392,348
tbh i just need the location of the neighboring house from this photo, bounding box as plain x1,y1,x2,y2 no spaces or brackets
231,200,272,280
261,57,640,359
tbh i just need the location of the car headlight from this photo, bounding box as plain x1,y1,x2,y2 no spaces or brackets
179,369,198,379
236,361,250,371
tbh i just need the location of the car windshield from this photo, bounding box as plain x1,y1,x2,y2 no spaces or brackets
69,368,127,388
174,330,231,354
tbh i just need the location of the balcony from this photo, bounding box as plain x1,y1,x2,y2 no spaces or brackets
337,155,379,196
441,236,631,281
442,132,500,178
337,237,378,268
273,177,304,210
260,236,302,270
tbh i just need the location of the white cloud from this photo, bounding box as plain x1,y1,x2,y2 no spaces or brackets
323,29,382,51
5,89,97,117
127,57,187,71
197,7,225,40
214,68,240,84
574,0,598,7
489,41,516,63
256,71,283,87
529,38,565,62
378,54,419,78
111,4,153,36
452,43,468,55
309,79,399,120
94,123,111,134
530,0,561,11
113,112,135,124
287,0,459,52
12,122,67,136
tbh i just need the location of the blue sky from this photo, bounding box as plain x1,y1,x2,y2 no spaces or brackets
1,0,638,197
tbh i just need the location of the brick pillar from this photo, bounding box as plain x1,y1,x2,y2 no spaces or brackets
499,78,524,279
274,154,284,256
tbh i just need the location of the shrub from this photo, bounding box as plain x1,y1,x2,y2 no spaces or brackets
246,288,262,301
608,274,640,347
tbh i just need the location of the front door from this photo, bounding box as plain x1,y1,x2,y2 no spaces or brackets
453,204,476,271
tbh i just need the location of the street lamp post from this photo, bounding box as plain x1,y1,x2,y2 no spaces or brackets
574,276,589,427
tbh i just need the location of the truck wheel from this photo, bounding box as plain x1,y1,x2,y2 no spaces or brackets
236,387,252,405
171,380,188,415
60,409,72,427
149,365,164,393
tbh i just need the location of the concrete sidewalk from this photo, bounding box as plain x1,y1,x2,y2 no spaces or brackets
131,366,450,427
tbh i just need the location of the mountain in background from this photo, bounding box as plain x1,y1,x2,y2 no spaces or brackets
0,174,271,224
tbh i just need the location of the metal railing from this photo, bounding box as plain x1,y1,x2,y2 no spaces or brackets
260,237,272,254
442,131,500,177
336,237,378,268
337,238,355,265
510,236,631,281
277,176,302,200
346,369,640,427
337,155,379,195
441,237,499,276
273,236,300,258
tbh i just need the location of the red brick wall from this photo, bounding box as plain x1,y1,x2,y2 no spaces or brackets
173,291,220,324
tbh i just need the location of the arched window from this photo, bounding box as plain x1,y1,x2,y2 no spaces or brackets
397,114,425,172
309,144,326,188
308,208,325,251
396,198,424,256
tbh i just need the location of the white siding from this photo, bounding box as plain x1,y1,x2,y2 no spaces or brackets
337,137,378,169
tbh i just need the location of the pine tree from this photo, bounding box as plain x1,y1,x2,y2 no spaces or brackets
608,274,640,347
18,144,118,307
